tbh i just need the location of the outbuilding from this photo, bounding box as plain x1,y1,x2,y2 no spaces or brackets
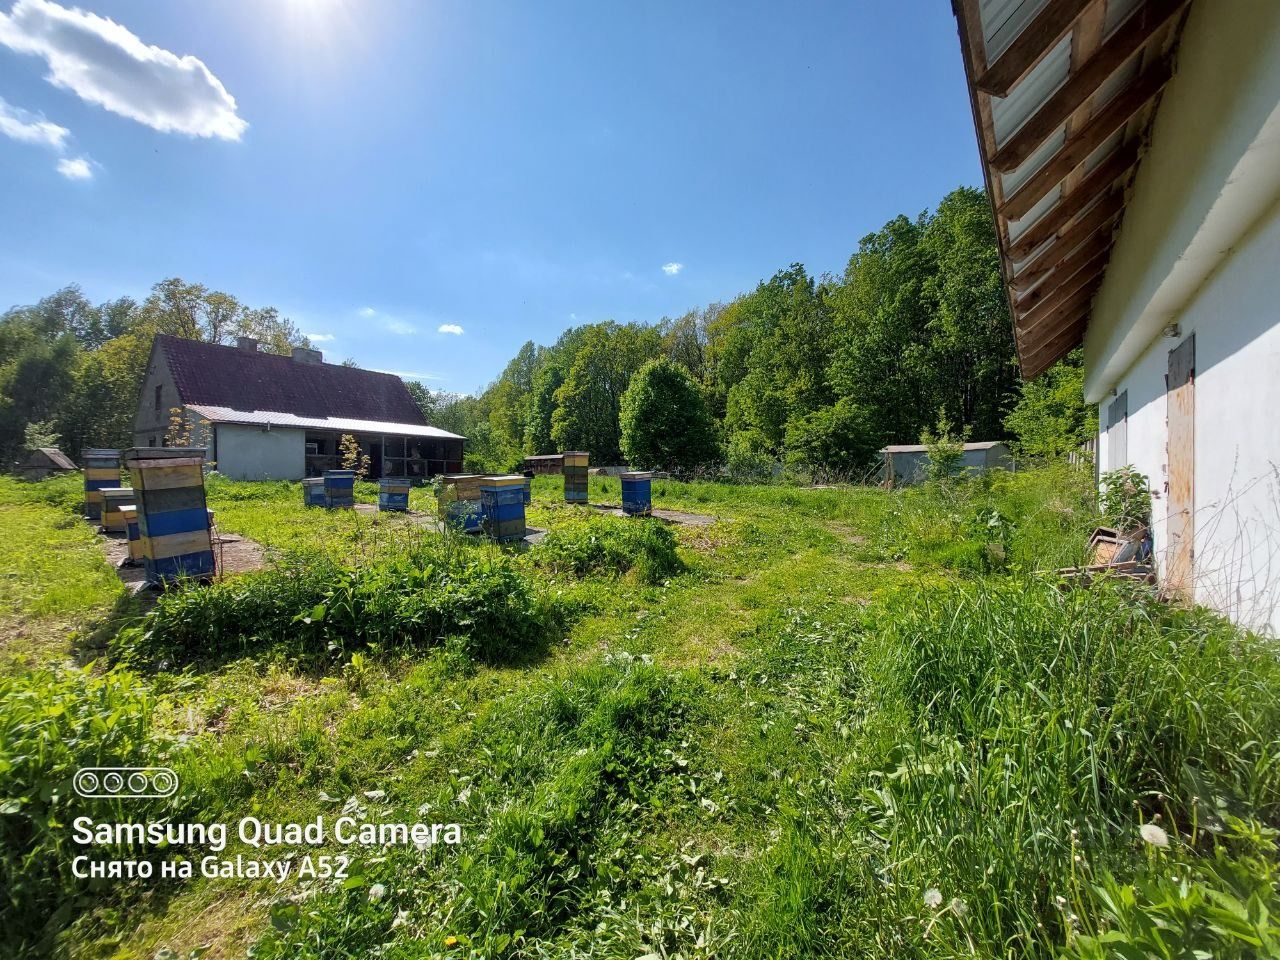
16,446,76,481
952,0,1280,633
880,441,1013,487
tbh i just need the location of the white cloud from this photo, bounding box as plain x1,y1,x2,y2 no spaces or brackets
357,306,376,317
56,154,91,179
0,0,247,140
0,94,67,147
437,323,464,336
385,318,415,335
303,332,335,342
662,262,684,276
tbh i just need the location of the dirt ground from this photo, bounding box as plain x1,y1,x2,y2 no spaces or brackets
589,503,717,527
101,529,268,593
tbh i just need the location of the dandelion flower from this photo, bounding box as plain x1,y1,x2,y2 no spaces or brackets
923,887,943,909
444,936,459,948
1139,823,1169,847
950,897,968,917
369,883,387,902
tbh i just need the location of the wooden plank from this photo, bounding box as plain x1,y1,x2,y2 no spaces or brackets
1001,55,1173,222
142,529,214,561
975,0,1101,96
1165,334,1195,597
1008,141,1138,260
1017,264,1105,338
134,464,205,491
1013,226,1114,297
1012,189,1123,283
1021,313,1089,375
992,0,1188,170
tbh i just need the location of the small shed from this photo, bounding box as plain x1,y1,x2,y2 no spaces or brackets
880,441,1013,487
17,447,76,480
522,454,564,475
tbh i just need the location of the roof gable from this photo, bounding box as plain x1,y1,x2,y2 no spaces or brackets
156,335,427,425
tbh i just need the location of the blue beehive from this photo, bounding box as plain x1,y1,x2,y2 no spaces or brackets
302,478,326,508
621,472,653,516
324,470,356,508
480,475,527,542
378,477,411,512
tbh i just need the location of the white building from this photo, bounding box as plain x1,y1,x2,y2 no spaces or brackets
954,0,1280,634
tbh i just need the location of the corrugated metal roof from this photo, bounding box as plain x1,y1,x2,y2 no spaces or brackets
188,405,465,440
880,442,1008,453
952,0,1192,376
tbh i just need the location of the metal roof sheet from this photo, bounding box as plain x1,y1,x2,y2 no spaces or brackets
880,442,1008,453
187,405,465,440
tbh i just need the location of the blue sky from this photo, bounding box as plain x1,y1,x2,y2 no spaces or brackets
0,0,982,392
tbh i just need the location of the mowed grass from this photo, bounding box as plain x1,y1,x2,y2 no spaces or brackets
3,464,1279,959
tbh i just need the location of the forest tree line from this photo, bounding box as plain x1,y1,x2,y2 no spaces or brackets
0,186,1095,477
409,186,1095,478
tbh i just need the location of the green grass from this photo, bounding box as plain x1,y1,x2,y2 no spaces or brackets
3,464,1279,959
0,475,127,669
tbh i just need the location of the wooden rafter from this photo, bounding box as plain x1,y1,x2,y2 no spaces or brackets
1001,53,1172,221
1012,190,1123,286
1013,226,1114,298
1007,139,1138,261
975,0,1103,97
1017,255,1108,334
991,0,1188,171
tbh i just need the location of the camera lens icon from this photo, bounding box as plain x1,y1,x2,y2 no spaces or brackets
73,767,180,799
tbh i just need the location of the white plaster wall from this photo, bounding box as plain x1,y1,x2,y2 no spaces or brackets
214,425,305,481
1099,205,1280,635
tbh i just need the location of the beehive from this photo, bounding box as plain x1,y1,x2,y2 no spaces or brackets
324,470,356,508
437,474,483,532
620,472,653,516
562,451,589,504
120,505,143,564
82,448,120,522
302,477,326,508
378,477,411,512
100,487,136,533
124,448,215,584
521,474,532,505
480,475,527,542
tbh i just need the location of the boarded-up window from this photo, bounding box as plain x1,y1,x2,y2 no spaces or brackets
1107,391,1128,467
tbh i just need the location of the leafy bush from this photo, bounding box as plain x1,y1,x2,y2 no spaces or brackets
1100,465,1152,532
619,357,721,473
0,665,162,953
724,429,776,484
534,513,683,584
1004,347,1098,459
113,540,561,666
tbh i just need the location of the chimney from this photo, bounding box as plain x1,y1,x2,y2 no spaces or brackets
237,336,259,352
291,346,323,364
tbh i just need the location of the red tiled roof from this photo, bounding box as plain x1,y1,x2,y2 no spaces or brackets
157,335,427,425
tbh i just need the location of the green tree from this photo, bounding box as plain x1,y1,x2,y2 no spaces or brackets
783,398,881,482
619,358,720,473
551,322,661,462
525,365,565,455
1003,348,1097,459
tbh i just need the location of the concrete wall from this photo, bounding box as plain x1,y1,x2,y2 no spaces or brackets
886,445,1012,486
1089,1,1280,635
213,424,306,481
1098,201,1280,636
